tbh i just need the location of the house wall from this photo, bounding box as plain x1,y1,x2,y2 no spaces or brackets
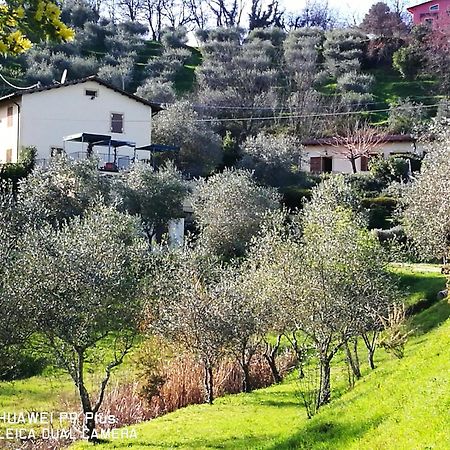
19,80,153,164
0,100,20,163
304,141,422,174
408,0,450,29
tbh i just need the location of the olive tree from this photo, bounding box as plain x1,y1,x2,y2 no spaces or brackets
19,156,110,226
152,101,223,177
402,127,450,263
148,246,231,404
240,133,303,186
253,177,395,408
115,162,188,245
0,195,35,377
13,205,147,440
191,169,280,257
219,261,275,392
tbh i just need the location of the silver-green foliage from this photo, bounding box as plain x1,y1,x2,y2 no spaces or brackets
402,127,450,261
191,169,280,257
115,162,188,243
247,176,395,408
13,205,147,437
240,132,303,185
152,102,223,177
19,155,110,226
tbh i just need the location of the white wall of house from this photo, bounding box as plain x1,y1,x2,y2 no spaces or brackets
18,80,152,163
0,100,20,163
168,218,185,248
304,141,423,174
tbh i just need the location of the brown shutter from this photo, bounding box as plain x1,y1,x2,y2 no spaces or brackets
310,157,322,173
360,156,369,172
111,113,124,133
6,149,12,163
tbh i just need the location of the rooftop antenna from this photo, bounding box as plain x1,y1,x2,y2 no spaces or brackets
61,69,67,84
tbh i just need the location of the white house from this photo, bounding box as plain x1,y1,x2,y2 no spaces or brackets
302,135,424,174
0,76,162,167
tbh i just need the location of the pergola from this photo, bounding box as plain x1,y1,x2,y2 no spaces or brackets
63,133,136,171
134,143,180,166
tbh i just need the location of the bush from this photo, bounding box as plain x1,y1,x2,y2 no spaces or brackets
0,146,36,194
0,347,47,381
369,155,410,185
281,186,312,210
344,172,383,194
362,196,398,229
336,71,375,94
393,45,424,79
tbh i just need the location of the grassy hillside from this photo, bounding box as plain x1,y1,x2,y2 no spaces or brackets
0,264,447,448
71,269,449,450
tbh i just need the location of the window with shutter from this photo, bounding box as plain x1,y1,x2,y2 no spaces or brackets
360,156,369,171
110,113,124,133
6,149,12,163
310,157,322,173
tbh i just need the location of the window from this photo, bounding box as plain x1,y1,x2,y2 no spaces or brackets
310,156,332,173
7,106,13,127
430,4,439,11
360,156,369,172
5,149,12,163
424,18,433,25
85,89,98,98
110,113,124,133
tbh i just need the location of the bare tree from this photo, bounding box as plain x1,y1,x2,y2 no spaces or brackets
327,122,387,173
142,0,164,40
186,0,210,29
205,0,247,27
249,0,284,30
286,0,338,30
117,0,144,21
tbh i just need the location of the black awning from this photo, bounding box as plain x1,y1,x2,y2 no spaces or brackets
63,132,112,144
135,144,180,152
95,139,136,148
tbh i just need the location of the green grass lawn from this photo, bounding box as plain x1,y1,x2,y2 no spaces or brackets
390,263,447,307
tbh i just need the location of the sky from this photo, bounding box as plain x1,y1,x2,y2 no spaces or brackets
280,0,416,23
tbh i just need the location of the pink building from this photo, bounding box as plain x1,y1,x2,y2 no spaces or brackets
407,0,450,29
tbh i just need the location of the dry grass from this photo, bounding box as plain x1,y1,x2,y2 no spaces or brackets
3,351,295,450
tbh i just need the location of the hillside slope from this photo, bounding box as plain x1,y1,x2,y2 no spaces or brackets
73,298,450,450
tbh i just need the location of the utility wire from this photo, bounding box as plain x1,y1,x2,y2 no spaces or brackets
194,103,441,123
0,72,40,90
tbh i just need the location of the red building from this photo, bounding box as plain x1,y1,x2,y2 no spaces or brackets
407,0,450,29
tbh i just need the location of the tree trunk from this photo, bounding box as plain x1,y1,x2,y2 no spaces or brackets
263,335,282,384
203,364,214,404
345,339,361,379
242,362,251,393
350,157,358,174
362,332,378,370
76,349,96,441
317,357,331,408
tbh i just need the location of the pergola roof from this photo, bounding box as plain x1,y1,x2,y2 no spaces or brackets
135,143,180,152
63,133,136,148
64,132,112,144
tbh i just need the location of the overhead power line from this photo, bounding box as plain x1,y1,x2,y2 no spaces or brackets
194,103,441,123
0,72,40,90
